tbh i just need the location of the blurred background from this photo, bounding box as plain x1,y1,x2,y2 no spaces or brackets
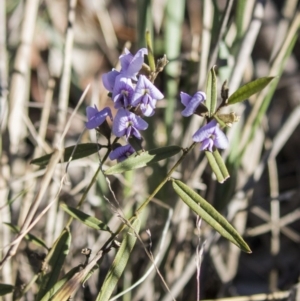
1,0,300,300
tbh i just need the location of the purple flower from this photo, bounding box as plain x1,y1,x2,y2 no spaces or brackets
85,105,113,130
131,75,164,116
180,91,206,117
112,108,148,140
112,76,134,109
102,48,148,93
102,69,120,92
119,48,148,80
109,144,135,162
192,120,228,152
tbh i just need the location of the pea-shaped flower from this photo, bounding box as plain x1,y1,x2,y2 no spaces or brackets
112,108,148,140
180,91,206,117
131,75,164,116
119,48,148,80
192,120,228,152
102,48,148,92
85,105,112,130
109,144,135,162
102,69,119,93
112,76,134,109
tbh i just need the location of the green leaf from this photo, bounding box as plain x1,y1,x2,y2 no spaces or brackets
0,283,14,296
212,150,230,180
206,66,217,117
205,150,230,183
36,229,71,301
60,204,111,232
96,219,141,301
227,77,275,105
4,223,49,250
172,180,251,253
40,266,82,301
105,145,181,175
82,263,100,287
31,143,101,166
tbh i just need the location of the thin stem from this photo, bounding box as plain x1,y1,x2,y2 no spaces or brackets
135,142,196,215
207,0,234,69
65,136,119,228
100,142,196,251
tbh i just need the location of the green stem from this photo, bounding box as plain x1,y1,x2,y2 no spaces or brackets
101,142,196,250
65,137,119,227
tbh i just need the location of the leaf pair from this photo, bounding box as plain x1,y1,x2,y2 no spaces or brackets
172,179,251,253
206,65,274,116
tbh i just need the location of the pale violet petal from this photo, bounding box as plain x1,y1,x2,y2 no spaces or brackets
102,70,120,92
213,127,229,149
86,105,98,119
200,138,214,152
180,92,192,106
192,120,217,142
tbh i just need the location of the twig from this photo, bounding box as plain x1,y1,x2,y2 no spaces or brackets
8,0,39,154
34,78,56,158
54,0,78,147
267,151,280,291
198,0,213,89
0,149,63,269
207,0,234,69
0,0,8,132
229,1,265,92
111,205,173,301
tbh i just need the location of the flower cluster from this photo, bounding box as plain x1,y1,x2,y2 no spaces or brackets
85,48,164,162
85,48,230,162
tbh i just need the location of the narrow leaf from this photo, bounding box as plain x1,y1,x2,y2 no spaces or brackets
205,151,229,183
31,143,101,166
172,180,251,253
0,283,14,296
105,145,181,175
4,223,49,250
206,66,217,116
227,77,275,105
213,150,230,180
36,229,71,301
96,219,141,301
60,204,111,232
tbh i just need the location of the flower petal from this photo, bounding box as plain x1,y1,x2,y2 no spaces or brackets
130,126,142,139
102,69,120,92
85,107,112,130
131,75,163,114
119,48,132,72
125,48,148,78
181,97,201,117
200,138,214,152
213,127,229,149
140,102,155,117
86,105,98,119
109,144,135,162
181,91,206,117
131,113,148,130
180,92,192,106
112,109,129,137
112,76,134,108
192,120,218,143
